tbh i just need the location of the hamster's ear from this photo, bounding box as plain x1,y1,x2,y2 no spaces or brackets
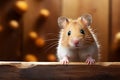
78,14,92,26
58,16,69,29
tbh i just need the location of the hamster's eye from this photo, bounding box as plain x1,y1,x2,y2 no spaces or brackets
80,29,85,34
68,31,71,36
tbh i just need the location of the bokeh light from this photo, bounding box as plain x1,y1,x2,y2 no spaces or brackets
115,32,120,41
9,20,19,29
0,25,3,32
15,1,28,12
24,54,38,62
29,31,38,39
48,53,56,61
35,37,45,47
39,9,50,18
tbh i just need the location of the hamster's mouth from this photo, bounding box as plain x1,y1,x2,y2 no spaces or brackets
69,41,84,48
71,43,82,48
73,43,85,48
75,44,80,47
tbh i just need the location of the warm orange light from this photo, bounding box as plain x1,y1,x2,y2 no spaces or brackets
29,31,38,39
48,53,56,61
0,25,3,32
39,9,50,18
9,20,19,29
35,37,45,47
115,32,120,40
24,54,38,62
15,1,28,12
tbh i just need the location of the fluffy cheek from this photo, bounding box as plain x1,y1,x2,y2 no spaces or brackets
68,39,74,47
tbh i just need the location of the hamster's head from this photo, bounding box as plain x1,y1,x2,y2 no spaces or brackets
58,14,95,49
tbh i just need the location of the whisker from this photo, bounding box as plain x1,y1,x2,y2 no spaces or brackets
45,38,58,42
45,33,59,37
46,33,59,35
44,43,58,53
85,37,93,39
44,41,58,49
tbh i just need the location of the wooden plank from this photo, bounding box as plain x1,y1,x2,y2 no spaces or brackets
0,62,120,80
0,62,120,67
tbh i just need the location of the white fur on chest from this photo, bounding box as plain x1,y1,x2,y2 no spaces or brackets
57,42,98,62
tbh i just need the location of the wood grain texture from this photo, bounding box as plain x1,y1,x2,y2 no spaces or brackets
109,0,120,61
0,62,120,80
22,0,61,61
111,0,120,41
0,0,61,61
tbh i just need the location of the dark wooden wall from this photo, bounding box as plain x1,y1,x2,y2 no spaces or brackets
0,0,119,62
61,0,120,61
0,0,61,61
22,0,61,61
109,0,120,61
0,0,22,60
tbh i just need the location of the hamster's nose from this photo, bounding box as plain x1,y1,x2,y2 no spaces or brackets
73,40,79,46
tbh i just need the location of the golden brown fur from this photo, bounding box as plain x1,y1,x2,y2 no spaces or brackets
57,14,99,64
60,19,94,48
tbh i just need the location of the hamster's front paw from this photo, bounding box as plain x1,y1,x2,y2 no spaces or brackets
60,57,69,64
85,56,95,65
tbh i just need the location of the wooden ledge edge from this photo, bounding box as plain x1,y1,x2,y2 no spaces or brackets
0,62,119,68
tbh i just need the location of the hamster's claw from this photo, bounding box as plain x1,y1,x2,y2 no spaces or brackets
60,57,69,64
85,57,95,65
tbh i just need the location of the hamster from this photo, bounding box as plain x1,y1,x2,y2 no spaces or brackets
57,14,100,64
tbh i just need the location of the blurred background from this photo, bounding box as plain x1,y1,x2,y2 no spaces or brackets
0,0,119,62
